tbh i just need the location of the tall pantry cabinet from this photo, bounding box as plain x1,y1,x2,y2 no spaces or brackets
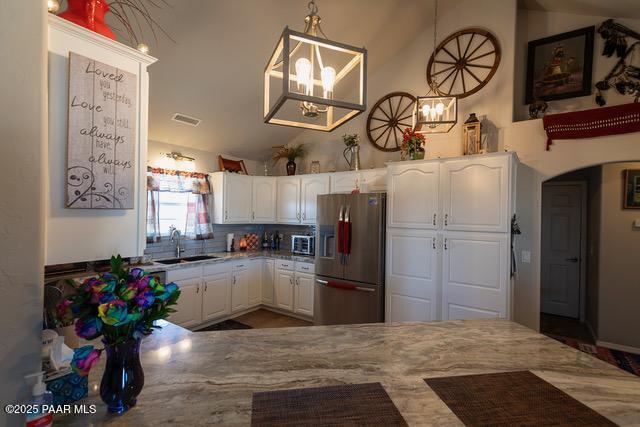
386,152,517,322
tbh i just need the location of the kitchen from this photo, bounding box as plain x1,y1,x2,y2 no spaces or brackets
3,0,640,425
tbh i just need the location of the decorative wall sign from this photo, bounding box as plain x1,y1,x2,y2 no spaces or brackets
525,26,594,103
624,169,640,209
66,52,137,209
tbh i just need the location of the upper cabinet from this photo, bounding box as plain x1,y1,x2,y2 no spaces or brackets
387,162,440,229
300,175,330,224
252,177,277,223
277,177,301,224
210,172,252,224
360,169,387,192
46,15,157,265
330,171,360,194
441,155,513,233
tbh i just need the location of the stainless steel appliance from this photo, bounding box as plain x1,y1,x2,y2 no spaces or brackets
291,235,315,256
314,193,386,325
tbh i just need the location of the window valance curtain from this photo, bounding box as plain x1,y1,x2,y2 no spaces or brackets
147,167,211,194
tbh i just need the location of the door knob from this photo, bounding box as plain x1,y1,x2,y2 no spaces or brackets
566,257,579,263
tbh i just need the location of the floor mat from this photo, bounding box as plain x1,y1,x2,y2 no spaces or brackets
425,371,615,426
546,334,640,377
195,319,252,331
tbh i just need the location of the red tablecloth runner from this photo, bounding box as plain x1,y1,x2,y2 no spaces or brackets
543,102,640,150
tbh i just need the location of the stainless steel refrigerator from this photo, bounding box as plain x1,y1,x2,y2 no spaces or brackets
314,193,386,325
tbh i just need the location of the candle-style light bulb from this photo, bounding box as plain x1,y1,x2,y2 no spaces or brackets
421,104,431,118
295,58,312,95
321,66,336,99
435,102,445,117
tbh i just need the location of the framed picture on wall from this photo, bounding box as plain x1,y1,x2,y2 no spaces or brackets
624,169,640,209
525,26,595,104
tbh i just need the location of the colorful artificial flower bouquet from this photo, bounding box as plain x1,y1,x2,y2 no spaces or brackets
401,127,426,160
57,255,180,376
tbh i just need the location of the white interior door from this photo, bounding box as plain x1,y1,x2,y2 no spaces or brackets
252,177,276,223
442,231,509,320
540,184,583,318
225,174,252,223
277,177,301,223
387,163,440,229
386,228,439,322
441,156,510,232
202,273,231,322
301,175,329,224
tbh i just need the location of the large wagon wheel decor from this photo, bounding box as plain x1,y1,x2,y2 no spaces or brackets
427,28,501,99
366,92,416,152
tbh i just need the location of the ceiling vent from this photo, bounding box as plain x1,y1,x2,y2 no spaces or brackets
172,113,201,127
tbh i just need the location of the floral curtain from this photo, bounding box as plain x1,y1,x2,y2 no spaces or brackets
146,167,214,242
147,167,211,194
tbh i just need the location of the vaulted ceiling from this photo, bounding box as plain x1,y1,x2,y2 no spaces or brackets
122,0,433,161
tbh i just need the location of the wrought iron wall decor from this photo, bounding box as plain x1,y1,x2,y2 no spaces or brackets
366,92,416,152
595,19,640,106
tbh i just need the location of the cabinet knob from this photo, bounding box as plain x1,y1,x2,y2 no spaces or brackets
444,214,448,226
196,284,200,293
302,212,306,220
433,213,437,226
225,210,228,220
204,283,208,292
252,212,255,220
432,237,436,250
444,238,448,250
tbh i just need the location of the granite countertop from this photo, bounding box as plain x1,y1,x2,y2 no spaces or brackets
56,319,640,426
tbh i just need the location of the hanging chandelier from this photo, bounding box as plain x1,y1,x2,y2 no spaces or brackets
413,0,457,134
264,0,367,131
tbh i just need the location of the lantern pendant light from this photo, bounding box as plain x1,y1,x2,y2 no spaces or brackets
264,0,367,131
413,0,457,134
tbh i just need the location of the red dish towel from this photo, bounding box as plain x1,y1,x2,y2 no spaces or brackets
343,221,351,255
543,102,640,150
337,220,345,255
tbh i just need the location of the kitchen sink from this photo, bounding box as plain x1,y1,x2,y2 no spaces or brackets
155,255,218,265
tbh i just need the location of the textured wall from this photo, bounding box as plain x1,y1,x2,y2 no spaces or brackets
0,1,46,425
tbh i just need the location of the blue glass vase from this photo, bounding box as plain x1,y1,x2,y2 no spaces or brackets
100,338,144,414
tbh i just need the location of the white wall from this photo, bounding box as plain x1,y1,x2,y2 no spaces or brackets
284,0,517,175
147,139,262,175
514,10,640,121
0,1,47,425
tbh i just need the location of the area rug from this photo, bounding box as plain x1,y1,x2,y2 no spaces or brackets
251,382,407,426
546,334,640,377
194,319,252,331
425,371,615,426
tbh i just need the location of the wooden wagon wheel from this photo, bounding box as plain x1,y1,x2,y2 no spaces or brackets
427,28,501,99
366,92,416,152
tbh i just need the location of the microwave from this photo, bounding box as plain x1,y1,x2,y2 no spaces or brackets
291,235,315,256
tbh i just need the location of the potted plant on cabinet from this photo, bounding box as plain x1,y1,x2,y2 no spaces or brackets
401,128,426,160
56,255,180,414
272,144,307,175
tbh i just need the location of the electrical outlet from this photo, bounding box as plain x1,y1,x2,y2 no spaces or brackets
521,250,531,264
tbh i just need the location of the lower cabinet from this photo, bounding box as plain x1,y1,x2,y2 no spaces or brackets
262,259,275,306
167,277,202,328
231,267,249,313
294,272,314,316
275,269,295,311
248,259,262,307
202,272,231,322
166,258,315,328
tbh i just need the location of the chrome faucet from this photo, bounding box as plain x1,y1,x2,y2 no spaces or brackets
169,226,183,258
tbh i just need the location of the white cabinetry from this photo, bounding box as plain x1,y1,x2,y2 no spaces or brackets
248,259,262,307
262,259,275,306
386,153,516,323
252,177,277,223
294,272,314,316
231,262,249,312
202,272,231,322
277,177,301,223
300,175,330,224
441,232,509,320
387,162,439,229
275,269,295,311
330,171,360,193
167,267,204,328
210,173,253,224
441,155,511,233
386,229,439,322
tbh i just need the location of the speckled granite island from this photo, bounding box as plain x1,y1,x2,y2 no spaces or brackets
56,319,640,426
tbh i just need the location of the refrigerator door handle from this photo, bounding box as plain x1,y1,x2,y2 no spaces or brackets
316,279,329,284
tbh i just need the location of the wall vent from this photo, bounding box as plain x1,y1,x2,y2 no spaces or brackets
172,113,201,127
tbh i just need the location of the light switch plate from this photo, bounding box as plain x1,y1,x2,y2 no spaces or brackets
634,219,640,228
521,250,531,263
